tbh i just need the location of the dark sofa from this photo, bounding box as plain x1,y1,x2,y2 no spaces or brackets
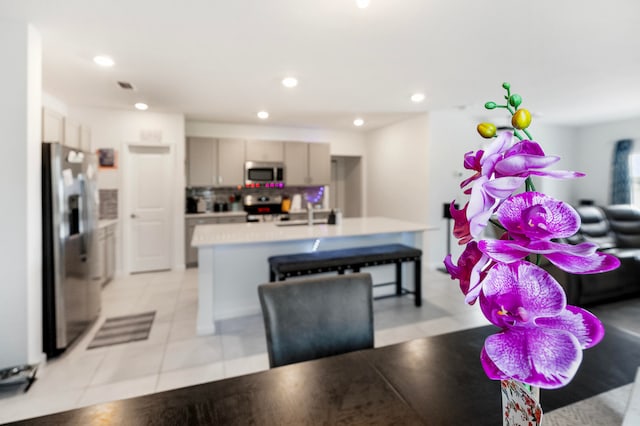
546,204,640,306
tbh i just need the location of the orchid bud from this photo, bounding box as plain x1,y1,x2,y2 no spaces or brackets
477,122,497,138
484,101,497,110
508,94,522,108
512,109,532,130
502,82,511,90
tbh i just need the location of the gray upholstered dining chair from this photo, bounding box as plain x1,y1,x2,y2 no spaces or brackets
258,272,374,368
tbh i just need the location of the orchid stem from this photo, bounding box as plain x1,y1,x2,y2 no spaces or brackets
489,218,506,231
525,177,536,192
523,128,532,139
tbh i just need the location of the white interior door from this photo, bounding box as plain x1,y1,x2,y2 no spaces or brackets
127,144,172,273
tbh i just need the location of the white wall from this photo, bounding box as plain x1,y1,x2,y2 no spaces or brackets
0,22,43,369
366,114,430,221
364,114,438,264
426,109,479,268
370,109,582,270
68,106,186,271
573,117,640,205
527,124,579,205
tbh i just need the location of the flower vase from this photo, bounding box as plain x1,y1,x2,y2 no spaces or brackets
501,380,543,426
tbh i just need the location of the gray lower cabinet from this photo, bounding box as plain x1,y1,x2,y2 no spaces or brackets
186,215,246,267
93,227,106,285
105,224,116,282
288,211,330,221
94,223,117,286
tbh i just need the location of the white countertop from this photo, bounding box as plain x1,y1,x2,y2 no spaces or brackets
98,219,118,228
185,211,247,219
191,216,434,247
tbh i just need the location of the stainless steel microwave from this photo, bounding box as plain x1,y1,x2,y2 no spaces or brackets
245,161,285,188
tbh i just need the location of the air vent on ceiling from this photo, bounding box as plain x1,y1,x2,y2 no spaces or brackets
117,81,135,90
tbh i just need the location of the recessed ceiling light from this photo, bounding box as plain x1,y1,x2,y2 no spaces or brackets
257,111,269,119
282,77,298,88
93,55,114,67
356,0,370,8
353,118,364,127
411,93,426,103
134,102,148,111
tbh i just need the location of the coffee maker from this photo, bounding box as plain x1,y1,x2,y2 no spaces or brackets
186,196,199,213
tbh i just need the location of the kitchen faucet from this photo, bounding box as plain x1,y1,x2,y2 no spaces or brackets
307,202,314,225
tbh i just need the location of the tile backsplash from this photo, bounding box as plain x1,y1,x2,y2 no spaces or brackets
186,186,326,212
99,189,118,219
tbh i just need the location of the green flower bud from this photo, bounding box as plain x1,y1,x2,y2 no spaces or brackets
508,94,522,108
502,82,511,90
484,101,497,110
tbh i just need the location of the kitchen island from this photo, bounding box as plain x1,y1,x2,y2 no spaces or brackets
191,217,431,334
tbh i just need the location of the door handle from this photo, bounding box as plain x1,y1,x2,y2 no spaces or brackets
131,213,137,218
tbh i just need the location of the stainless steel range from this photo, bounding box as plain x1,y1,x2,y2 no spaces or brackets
243,194,283,222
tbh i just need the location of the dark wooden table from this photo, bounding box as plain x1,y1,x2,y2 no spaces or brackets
9,324,640,425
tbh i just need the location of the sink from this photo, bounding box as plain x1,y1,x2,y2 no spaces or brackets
275,219,327,227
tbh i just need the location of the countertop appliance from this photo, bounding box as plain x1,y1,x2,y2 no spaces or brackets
42,143,101,358
213,201,229,212
245,161,285,189
244,193,283,221
186,196,199,213
197,197,206,213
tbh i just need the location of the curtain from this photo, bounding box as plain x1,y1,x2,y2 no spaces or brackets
611,139,634,204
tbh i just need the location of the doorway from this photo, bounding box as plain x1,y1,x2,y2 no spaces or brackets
330,156,363,217
123,144,174,274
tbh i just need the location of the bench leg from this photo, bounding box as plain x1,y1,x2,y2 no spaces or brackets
270,269,278,282
414,259,422,307
395,262,402,296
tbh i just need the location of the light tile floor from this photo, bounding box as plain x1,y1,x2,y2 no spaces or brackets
0,267,489,423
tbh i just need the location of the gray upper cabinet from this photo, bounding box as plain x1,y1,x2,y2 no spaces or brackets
188,137,217,186
80,125,92,152
284,142,331,186
42,107,93,152
64,118,81,149
217,138,245,186
308,143,331,185
42,107,65,143
187,137,246,187
284,142,309,185
246,140,284,162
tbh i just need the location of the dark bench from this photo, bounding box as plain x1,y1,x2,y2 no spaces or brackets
268,244,422,306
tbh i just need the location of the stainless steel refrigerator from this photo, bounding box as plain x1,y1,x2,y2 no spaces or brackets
42,142,101,358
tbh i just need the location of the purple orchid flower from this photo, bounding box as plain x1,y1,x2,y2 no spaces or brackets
495,140,585,181
444,241,491,304
460,133,584,240
450,202,472,245
460,132,514,238
461,131,513,190
479,261,604,389
478,192,620,274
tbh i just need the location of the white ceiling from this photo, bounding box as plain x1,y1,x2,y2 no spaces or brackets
2,0,640,130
